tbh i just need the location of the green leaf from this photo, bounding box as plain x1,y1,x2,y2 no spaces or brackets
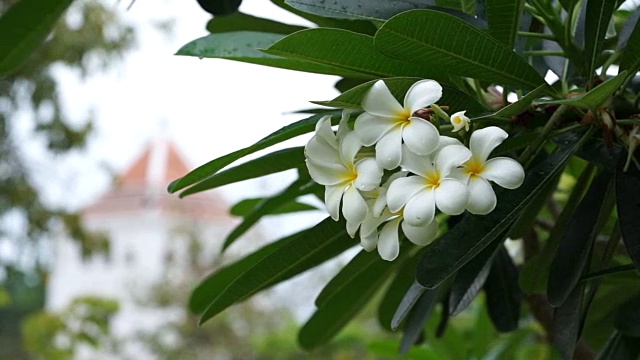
206,11,306,34
399,289,440,354
314,77,486,114
0,0,73,77
448,236,502,316
538,71,628,110
484,0,524,48
271,0,377,35
417,132,585,289
189,231,297,314
615,150,640,273
548,170,611,307
583,0,617,83
619,8,640,75
196,0,241,16
484,245,521,332
391,281,428,330
176,31,368,78
315,248,393,308
298,247,400,349
493,85,547,118
614,296,640,337
284,0,430,21
263,28,451,81
168,111,339,193
374,10,546,90
519,162,596,294
178,147,305,197
552,284,584,360
230,197,317,217
598,332,640,360
377,250,424,331
199,217,354,324
222,177,321,251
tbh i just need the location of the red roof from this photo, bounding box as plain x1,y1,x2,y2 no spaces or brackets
83,139,230,220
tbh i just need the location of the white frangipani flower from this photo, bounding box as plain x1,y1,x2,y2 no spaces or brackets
450,110,470,132
354,80,442,170
358,172,439,261
386,144,471,227
305,115,383,231
453,126,525,215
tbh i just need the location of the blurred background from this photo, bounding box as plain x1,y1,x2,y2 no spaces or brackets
0,0,559,359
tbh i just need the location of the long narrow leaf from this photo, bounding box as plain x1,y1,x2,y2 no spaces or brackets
399,289,440,354
179,147,305,197
264,28,451,82
484,245,521,332
199,217,354,323
176,32,368,78
298,248,400,349
285,0,430,21
0,0,73,77
485,0,524,48
583,0,617,83
538,71,628,110
619,8,640,75
378,249,424,331
189,231,299,314
222,177,321,250
547,170,611,307
206,11,306,34
417,132,585,289
615,150,640,272
375,10,546,90
552,284,585,359
230,198,317,217
449,235,502,316
168,111,339,193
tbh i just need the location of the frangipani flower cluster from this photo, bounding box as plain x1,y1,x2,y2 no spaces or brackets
304,80,525,261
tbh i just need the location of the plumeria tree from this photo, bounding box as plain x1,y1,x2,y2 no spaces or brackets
171,0,640,358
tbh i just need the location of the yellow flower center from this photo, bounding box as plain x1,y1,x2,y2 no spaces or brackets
425,171,441,188
394,109,412,126
342,164,358,183
453,116,462,125
466,157,485,177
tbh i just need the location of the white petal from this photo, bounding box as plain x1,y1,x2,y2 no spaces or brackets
354,158,383,191
346,218,361,238
449,166,470,184
403,189,436,226
362,80,405,117
386,176,425,213
306,160,348,186
404,79,443,113
466,177,497,215
400,145,435,176
403,117,440,155
450,111,470,132
434,145,472,176
339,132,362,165
314,116,338,148
342,186,368,225
437,135,464,149
360,231,378,252
470,126,508,162
402,219,438,246
354,112,397,146
325,185,345,220
336,110,351,140
375,129,403,170
434,179,468,215
378,218,401,261
305,136,340,167
483,157,525,189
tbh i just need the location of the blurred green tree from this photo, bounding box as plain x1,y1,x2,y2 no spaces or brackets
0,0,135,358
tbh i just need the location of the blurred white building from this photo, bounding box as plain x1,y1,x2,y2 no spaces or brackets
46,137,241,358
